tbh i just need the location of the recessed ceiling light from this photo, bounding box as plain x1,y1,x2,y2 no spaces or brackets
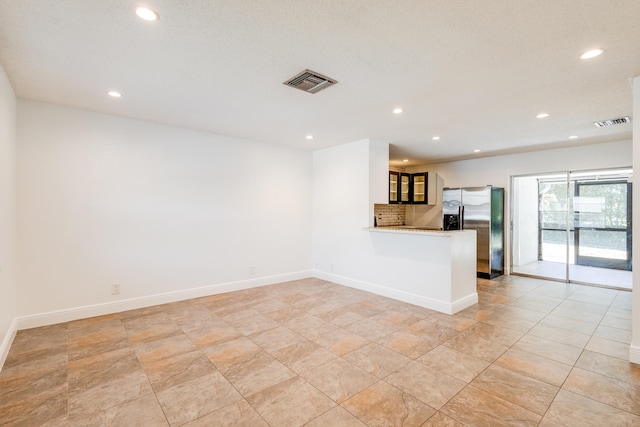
393,108,403,114
568,135,578,139
136,7,159,21
536,113,549,119
402,159,409,163
432,136,440,141
107,91,122,98
473,149,481,153
306,135,313,140
580,48,604,60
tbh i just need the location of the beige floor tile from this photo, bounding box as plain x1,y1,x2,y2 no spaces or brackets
606,307,632,320
342,380,436,427
418,345,489,383
540,312,600,335
317,308,367,327
585,335,631,360
575,351,640,387
140,350,216,392
593,324,632,344
421,412,465,426
67,323,129,361
134,334,198,364
526,322,591,349
345,317,400,341
513,334,583,365
372,310,422,328
4,276,639,427
495,348,572,387
184,320,242,348
377,331,435,359
182,400,268,427
441,385,541,426
156,372,242,426
343,343,412,378
426,312,477,332
539,389,640,426
510,295,562,313
68,347,141,391
68,369,152,417
247,376,335,426
442,332,509,363
550,306,603,324
225,313,280,336
403,319,459,347
286,314,339,340
386,361,467,409
305,406,366,427
68,394,168,427
263,305,307,323
272,340,336,374
313,328,370,356
564,367,640,415
472,365,558,415
301,358,378,403
556,299,608,315
122,312,182,345
0,383,68,427
249,325,305,353
202,336,262,370
0,357,67,408
600,314,632,330
222,350,296,396
460,322,524,347
251,298,290,314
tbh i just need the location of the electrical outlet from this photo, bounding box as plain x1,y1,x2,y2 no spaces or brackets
111,283,121,295
249,265,255,275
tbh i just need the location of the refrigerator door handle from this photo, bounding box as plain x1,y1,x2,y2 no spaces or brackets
459,205,464,229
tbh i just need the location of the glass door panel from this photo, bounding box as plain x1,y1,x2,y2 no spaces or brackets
573,180,631,271
538,175,572,281
413,174,425,203
512,168,633,289
400,174,410,203
389,172,399,203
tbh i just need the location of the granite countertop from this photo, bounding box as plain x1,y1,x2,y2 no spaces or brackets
364,226,469,236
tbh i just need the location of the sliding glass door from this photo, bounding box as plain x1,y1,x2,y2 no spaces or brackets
511,168,632,289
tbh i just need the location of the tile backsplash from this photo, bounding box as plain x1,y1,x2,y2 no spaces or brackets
374,204,405,226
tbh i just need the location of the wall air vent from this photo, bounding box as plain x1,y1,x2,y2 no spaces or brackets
283,69,337,94
594,116,631,127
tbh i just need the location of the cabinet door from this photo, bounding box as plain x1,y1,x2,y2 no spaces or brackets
400,173,410,203
411,173,427,204
389,172,399,203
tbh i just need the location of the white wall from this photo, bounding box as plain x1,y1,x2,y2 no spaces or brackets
423,140,632,272
632,76,640,364
0,64,17,366
16,101,313,323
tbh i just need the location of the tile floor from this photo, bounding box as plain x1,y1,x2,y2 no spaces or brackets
0,276,638,426
513,260,632,290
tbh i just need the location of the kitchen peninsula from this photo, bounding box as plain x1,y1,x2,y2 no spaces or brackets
364,226,477,314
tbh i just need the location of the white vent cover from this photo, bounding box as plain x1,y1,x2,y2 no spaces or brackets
594,116,631,127
284,69,337,94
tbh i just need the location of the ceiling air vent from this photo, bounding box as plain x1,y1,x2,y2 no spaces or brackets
283,69,337,94
594,116,631,127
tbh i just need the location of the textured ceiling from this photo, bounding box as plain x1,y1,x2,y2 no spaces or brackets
0,1,639,165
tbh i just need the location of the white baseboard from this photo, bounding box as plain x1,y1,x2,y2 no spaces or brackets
16,271,312,331
313,270,477,315
0,318,18,372
630,344,640,365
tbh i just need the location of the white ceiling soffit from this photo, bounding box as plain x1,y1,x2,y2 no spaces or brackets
0,0,639,165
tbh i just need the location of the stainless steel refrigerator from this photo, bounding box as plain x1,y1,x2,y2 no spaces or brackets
443,186,504,279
